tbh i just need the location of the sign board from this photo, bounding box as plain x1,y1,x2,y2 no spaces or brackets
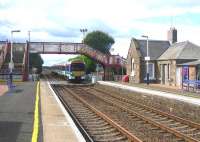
145,56,150,61
9,62,14,69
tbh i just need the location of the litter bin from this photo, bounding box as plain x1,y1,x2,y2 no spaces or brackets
92,76,97,84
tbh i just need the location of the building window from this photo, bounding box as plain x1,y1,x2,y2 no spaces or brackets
168,64,170,79
131,58,135,76
131,58,134,72
147,63,155,79
117,58,120,64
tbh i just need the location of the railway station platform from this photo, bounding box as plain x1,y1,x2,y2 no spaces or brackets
0,80,86,142
98,81,200,106
0,82,38,142
40,80,85,142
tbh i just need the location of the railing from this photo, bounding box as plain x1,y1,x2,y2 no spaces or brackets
29,42,126,67
182,80,200,92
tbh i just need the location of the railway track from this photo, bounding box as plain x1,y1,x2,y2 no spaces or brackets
52,85,142,142
63,85,200,142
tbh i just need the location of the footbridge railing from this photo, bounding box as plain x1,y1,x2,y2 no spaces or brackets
28,42,126,67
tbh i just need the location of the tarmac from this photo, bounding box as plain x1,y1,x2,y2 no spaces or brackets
0,80,86,142
0,82,37,142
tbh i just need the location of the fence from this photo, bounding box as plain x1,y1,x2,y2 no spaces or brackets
182,80,200,92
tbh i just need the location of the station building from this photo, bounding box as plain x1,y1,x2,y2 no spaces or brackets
127,27,200,88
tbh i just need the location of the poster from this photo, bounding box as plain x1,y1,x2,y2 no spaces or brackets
182,66,189,81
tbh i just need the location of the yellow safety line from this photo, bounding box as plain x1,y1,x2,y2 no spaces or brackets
31,81,40,142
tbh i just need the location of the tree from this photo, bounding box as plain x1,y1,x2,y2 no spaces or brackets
83,30,115,54
29,53,44,74
68,55,96,73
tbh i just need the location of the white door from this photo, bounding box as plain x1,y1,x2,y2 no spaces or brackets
176,67,181,87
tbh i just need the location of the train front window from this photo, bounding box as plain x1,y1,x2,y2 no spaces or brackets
71,63,85,71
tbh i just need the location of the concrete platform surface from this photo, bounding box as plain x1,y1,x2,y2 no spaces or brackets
0,82,37,142
98,81,200,106
40,81,85,142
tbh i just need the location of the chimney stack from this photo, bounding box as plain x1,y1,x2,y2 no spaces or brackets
167,27,177,44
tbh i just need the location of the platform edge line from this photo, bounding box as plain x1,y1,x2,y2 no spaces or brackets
31,81,40,142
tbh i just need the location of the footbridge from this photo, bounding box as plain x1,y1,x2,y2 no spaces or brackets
0,41,126,81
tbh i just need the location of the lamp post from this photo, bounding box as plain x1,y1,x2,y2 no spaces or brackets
121,56,124,81
9,30,20,86
142,35,150,85
80,28,87,43
28,31,31,42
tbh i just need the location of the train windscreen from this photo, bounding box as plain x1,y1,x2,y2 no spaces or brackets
71,63,85,71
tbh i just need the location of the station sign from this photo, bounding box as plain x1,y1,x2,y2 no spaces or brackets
9,62,14,69
145,56,150,61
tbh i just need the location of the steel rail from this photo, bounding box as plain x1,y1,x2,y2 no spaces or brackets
93,87,200,129
63,87,142,142
81,87,200,142
52,85,94,142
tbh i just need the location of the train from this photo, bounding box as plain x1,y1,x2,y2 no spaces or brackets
52,60,86,82
66,60,86,81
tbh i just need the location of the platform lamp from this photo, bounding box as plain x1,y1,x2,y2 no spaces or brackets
9,30,20,86
121,56,124,81
141,35,150,85
80,28,87,43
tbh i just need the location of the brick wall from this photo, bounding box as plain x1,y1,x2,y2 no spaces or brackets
127,39,141,83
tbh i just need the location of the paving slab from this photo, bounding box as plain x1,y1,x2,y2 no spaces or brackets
40,81,85,142
98,81,200,106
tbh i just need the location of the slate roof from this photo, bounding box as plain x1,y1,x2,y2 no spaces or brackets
178,60,200,66
136,39,170,60
158,41,200,60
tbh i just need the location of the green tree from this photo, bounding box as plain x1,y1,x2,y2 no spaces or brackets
29,53,44,73
68,55,96,73
83,30,115,54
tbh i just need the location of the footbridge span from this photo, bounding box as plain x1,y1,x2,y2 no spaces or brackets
0,41,126,81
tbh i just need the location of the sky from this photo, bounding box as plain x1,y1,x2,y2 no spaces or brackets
1,0,200,65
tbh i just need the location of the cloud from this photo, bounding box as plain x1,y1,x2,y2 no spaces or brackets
0,0,200,64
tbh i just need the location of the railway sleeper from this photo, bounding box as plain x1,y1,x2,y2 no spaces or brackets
85,125,113,131
188,130,200,136
84,120,108,126
88,127,116,134
84,123,109,128
152,117,170,122
167,122,181,127
174,125,189,131
91,131,121,137
93,135,127,142
181,128,197,133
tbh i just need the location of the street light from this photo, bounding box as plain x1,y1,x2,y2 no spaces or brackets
28,31,31,42
9,30,20,86
80,28,87,43
121,56,124,81
141,35,150,85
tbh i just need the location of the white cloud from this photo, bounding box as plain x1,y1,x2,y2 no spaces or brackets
1,0,200,65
